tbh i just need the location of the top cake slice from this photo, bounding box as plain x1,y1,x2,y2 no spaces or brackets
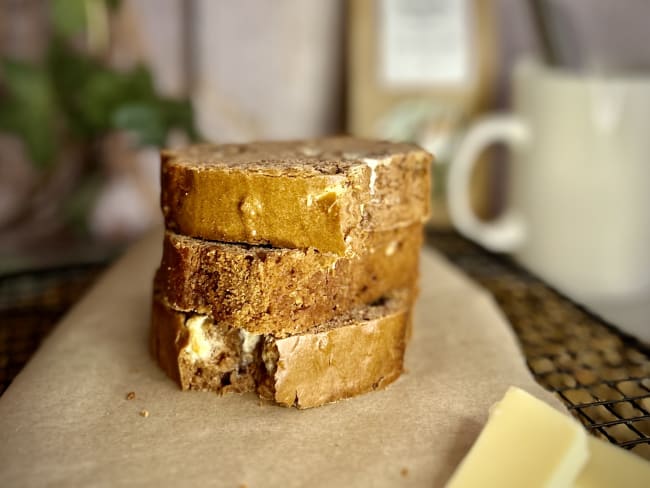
161,137,431,255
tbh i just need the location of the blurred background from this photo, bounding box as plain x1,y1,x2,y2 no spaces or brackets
3,0,650,459
1,0,649,279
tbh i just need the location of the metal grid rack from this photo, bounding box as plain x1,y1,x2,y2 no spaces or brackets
428,230,650,460
1,233,649,460
0,263,105,394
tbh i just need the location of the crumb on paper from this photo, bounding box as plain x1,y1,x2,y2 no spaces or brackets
126,391,136,400
238,484,248,488
139,409,149,418
400,467,409,477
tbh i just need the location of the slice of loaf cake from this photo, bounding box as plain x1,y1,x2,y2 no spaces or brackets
155,223,422,336
161,137,431,255
150,288,412,409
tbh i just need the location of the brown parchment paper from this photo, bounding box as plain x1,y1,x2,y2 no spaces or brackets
0,229,564,487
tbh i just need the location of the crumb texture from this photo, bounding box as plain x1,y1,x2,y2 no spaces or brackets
155,224,422,336
150,288,413,409
151,137,430,409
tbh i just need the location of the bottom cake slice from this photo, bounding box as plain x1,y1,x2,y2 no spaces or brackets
150,288,412,409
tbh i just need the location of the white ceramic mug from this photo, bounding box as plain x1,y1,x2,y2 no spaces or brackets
448,60,650,302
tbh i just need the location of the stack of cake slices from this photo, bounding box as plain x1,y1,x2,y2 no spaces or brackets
150,137,432,408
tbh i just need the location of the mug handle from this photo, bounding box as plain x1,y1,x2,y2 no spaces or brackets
447,114,531,251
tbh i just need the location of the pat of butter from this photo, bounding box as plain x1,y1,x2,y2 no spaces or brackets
446,387,588,488
575,436,650,488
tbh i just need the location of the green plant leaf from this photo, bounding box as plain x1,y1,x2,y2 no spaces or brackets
0,59,58,168
48,38,98,136
78,68,128,130
106,0,122,11
160,98,200,141
118,64,156,101
14,37,200,162
112,102,166,146
62,169,103,233
48,41,160,138
51,0,87,38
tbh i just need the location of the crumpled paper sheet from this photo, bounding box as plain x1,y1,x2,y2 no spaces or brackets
0,229,564,487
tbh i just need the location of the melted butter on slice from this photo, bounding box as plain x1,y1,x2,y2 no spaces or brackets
385,241,398,256
239,196,264,239
362,157,389,196
183,315,214,362
239,328,261,366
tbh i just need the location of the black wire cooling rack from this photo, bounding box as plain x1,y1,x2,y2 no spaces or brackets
427,230,650,460
1,232,649,460
0,263,106,394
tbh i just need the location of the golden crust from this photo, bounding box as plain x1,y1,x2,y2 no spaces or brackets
269,305,410,408
150,288,412,409
155,224,422,336
161,137,432,255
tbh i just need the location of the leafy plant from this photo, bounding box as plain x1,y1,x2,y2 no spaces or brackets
0,59,58,169
0,0,198,238
0,0,198,169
